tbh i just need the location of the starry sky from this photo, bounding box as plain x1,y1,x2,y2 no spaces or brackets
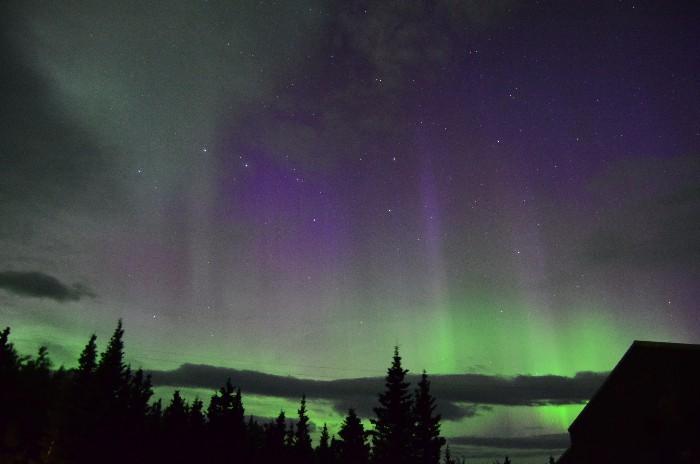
1,0,699,462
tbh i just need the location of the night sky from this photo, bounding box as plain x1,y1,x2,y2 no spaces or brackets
2,1,699,461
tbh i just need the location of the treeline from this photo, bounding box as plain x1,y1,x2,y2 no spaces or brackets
1,321,525,464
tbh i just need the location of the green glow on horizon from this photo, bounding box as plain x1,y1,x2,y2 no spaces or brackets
533,404,585,432
2,291,685,448
0,318,629,446
6,296,680,379
387,297,633,378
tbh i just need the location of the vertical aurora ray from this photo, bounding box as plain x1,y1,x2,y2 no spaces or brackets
411,129,458,373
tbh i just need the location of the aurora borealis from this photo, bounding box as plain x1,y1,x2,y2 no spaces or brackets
1,0,699,462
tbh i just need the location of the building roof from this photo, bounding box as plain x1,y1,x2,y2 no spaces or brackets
568,339,700,435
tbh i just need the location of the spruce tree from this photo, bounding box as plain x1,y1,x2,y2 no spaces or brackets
189,398,205,430
162,391,189,463
96,320,127,401
294,395,313,460
231,386,246,436
20,346,53,462
0,327,21,460
269,410,287,448
187,397,206,461
413,371,445,464
316,423,332,464
145,399,162,463
372,346,414,464
207,379,246,460
0,327,20,375
207,379,244,429
127,368,153,421
147,399,163,427
76,334,97,381
61,334,99,462
285,422,296,448
164,391,189,429
337,408,369,464
95,320,130,464
264,410,287,462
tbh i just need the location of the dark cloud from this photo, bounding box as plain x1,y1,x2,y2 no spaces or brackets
329,396,485,422
0,271,95,302
429,371,605,406
450,433,569,450
149,363,605,421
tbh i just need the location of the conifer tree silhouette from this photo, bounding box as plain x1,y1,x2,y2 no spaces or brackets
372,346,414,464
145,398,163,463
337,408,370,464
60,334,99,463
96,319,126,396
163,390,190,463
94,319,129,463
128,368,153,418
77,334,97,380
0,327,20,374
21,346,53,462
0,322,469,464
207,378,246,461
316,423,333,464
413,371,445,464
0,327,21,461
294,395,314,462
286,421,296,448
264,410,288,462
189,397,206,430
164,390,189,429
187,397,206,461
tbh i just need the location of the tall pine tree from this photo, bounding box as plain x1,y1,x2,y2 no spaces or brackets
372,346,414,464
413,371,445,464
60,334,99,463
294,395,313,462
0,327,21,460
76,334,97,381
207,379,246,461
316,423,333,464
94,320,129,464
96,320,126,391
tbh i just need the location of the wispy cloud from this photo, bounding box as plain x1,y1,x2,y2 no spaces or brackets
0,270,95,302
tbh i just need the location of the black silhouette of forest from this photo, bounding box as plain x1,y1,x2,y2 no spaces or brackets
0,321,532,464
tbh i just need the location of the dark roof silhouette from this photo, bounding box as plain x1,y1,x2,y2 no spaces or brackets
558,340,700,464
